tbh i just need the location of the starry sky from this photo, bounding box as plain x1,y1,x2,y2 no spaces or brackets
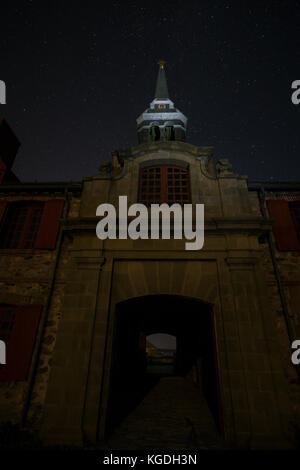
1,0,300,182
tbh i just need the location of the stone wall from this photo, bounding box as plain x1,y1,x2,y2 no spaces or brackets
0,195,80,426
0,148,299,449
249,193,300,434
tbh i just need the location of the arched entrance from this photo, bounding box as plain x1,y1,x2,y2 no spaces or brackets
105,295,222,445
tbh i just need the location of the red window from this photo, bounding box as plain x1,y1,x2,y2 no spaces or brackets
0,305,16,345
138,165,191,206
0,202,43,248
267,199,300,251
290,201,300,241
0,304,42,381
0,199,65,250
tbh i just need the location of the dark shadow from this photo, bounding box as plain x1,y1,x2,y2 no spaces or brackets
105,295,222,436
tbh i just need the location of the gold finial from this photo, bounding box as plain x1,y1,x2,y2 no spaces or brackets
157,59,166,69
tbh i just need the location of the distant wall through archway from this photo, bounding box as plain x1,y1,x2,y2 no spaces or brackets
105,294,222,436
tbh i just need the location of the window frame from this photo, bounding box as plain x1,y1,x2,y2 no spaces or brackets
0,201,43,249
0,199,65,251
138,164,191,206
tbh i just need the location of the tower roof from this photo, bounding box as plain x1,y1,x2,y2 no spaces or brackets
154,60,169,99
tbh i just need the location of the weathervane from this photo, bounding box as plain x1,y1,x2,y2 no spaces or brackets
157,59,166,69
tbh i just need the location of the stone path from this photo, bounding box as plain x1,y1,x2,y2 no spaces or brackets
102,376,225,450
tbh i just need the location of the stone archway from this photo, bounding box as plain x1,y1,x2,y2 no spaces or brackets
103,294,223,448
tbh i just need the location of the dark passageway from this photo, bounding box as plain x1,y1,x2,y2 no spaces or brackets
104,295,222,448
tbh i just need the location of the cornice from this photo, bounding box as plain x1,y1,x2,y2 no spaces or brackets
61,216,272,235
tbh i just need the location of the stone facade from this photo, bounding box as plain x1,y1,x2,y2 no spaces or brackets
0,138,299,449
249,188,300,433
0,190,81,427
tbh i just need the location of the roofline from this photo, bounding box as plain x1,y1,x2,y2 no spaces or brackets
0,181,82,192
248,181,300,191
0,179,300,193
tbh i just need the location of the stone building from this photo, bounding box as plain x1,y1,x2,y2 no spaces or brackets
0,63,299,449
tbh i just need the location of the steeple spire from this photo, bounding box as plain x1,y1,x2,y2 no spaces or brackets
136,61,187,144
154,60,169,99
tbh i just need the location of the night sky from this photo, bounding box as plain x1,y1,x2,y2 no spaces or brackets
1,1,300,182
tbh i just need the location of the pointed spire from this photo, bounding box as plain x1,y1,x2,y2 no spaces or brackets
154,60,169,99
136,61,187,143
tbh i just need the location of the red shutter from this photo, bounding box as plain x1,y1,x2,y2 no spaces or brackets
0,200,7,226
267,200,300,251
34,199,65,249
0,160,7,184
0,304,42,382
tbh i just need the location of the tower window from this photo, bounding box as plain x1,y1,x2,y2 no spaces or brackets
150,126,160,141
138,164,191,206
166,126,175,141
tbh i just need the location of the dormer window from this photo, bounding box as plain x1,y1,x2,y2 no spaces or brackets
138,164,191,206
158,104,166,109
